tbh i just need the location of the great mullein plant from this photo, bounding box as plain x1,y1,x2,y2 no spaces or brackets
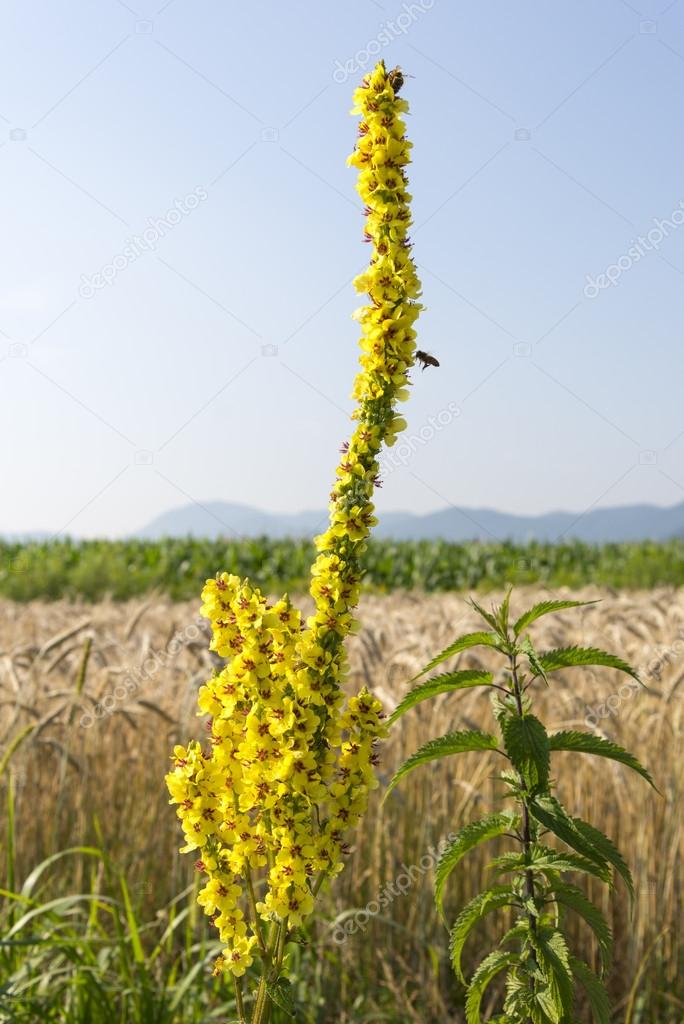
166,61,422,1023
387,595,654,1024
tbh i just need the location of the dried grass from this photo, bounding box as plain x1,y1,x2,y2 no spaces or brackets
0,586,682,1019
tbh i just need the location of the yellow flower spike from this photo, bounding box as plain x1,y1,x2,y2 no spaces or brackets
167,60,423,1017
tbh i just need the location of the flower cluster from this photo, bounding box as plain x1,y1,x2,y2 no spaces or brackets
166,60,422,984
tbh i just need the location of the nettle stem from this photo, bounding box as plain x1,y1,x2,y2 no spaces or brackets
389,593,650,1022
510,653,538,1005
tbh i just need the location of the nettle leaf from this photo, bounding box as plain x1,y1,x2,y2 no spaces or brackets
519,636,549,686
499,588,512,633
389,670,494,725
411,631,501,680
570,958,611,1024
528,797,611,885
549,731,656,789
548,881,613,973
537,647,640,683
449,885,516,984
526,846,612,885
531,798,634,902
468,597,501,633
465,950,518,1024
499,920,530,948
571,818,634,904
487,851,526,877
513,599,597,636
385,730,499,799
435,813,516,920
502,714,550,791
535,986,563,1024
532,928,574,1018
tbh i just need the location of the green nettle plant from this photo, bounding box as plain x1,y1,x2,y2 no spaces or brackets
386,594,655,1024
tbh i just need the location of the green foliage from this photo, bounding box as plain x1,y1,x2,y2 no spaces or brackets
2,536,684,601
411,632,502,679
0,847,237,1024
501,714,550,792
449,886,515,984
465,950,518,1024
385,730,499,799
388,592,653,1023
512,599,598,636
433,814,517,920
537,646,641,681
548,731,656,788
388,670,494,725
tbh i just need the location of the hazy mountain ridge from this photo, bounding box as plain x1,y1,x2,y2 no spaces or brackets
135,500,684,544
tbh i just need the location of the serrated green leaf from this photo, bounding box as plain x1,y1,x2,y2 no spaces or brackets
499,588,512,631
524,846,612,885
537,647,640,682
435,813,516,920
449,886,516,984
535,986,563,1024
532,928,574,1019
465,950,518,1024
571,817,634,904
570,958,611,1024
519,636,549,686
389,669,494,725
549,731,655,789
502,714,550,791
548,881,612,972
498,920,530,948
385,730,499,800
528,797,611,885
468,596,501,632
411,631,501,680
513,600,597,636
487,851,526,877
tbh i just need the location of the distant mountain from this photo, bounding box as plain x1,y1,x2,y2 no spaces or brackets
137,503,329,541
136,500,684,544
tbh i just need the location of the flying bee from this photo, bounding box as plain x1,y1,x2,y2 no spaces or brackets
415,350,440,371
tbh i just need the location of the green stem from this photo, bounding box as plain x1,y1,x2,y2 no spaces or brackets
312,870,327,898
245,865,267,955
510,653,539,1011
250,920,284,1024
275,919,287,971
234,975,246,1023
250,973,269,1024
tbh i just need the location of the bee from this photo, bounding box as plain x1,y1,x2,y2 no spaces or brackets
388,66,414,94
415,350,440,371
387,66,405,93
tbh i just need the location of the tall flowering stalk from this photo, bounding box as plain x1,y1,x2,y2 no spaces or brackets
166,61,422,1022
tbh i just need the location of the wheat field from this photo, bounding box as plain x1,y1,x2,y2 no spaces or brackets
1,587,682,1021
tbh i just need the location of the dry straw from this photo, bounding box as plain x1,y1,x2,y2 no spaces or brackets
0,586,681,1020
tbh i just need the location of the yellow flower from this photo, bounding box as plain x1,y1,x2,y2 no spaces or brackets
167,59,422,1000
221,935,257,977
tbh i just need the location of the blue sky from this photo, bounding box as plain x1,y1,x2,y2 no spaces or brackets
2,0,684,537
